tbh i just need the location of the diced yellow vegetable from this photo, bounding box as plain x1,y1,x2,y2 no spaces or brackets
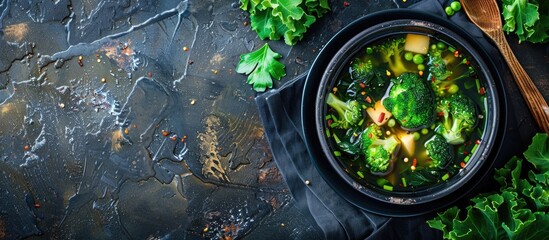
366,101,392,126
404,34,430,54
398,132,416,157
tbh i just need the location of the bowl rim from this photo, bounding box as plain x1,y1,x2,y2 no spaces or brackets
301,9,508,216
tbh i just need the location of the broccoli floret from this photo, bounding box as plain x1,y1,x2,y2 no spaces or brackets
374,37,409,76
382,72,436,130
435,93,477,145
428,47,476,97
327,92,362,129
425,133,454,168
350,58,374,80
428,51,453,82
362,124,400,173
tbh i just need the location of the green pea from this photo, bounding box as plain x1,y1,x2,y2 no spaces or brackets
436,42,446,50
366,47,373,54
445,6,455,16
421,128,429,135
431,44,437,51
413,132,421,141
417,64,425,71
450,1,461,11
404,52,414,61
388,119,396,128
448,84,459,94
412,54,424,64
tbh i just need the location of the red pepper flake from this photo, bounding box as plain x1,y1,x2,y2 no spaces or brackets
359,82,366,88
460,162,466,168
147,72,153,77
377,112,385,123
243,21,248,27
434,63,439,67
476,139,481,145
479,87,485,95
78,59,84,67
343,1,350,7
189,60,194,65
327,119,334,127
431,76,436,83
438,111,444,117
183,46,189,51
34,203,41,208
365,96,372,103
24,145,30,151
454,50,459,57
412,158,417,167
463,151,469,155
368,133,373,139
183,135,187,139
361,91,366,96
465,60,470,65
162,130,169,137
171,135,177,141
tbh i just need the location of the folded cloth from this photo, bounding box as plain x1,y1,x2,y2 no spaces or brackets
256,0,514,239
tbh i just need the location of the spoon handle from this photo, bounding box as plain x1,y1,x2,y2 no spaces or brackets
493,30,549,133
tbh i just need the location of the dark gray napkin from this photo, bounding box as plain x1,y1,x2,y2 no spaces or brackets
256,0,506,239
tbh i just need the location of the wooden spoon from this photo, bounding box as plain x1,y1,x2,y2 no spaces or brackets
460,0,549,133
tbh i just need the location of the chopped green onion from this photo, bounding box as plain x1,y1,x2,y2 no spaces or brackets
325,115,332,120
366,47,373,54
358,118,364,126
357,171,364,178
383,185,394,191
376,178,389,187
334,151,341,157
448,46,456,52
330,122,339,128
325,129,331,138
442,173,450,181
401,177,407,187
361,104,367,109
333,133,341,144
475,78,481,92
471,142,480,154
464,155,471,163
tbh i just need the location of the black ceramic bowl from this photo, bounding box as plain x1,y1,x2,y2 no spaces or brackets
302,9,507,216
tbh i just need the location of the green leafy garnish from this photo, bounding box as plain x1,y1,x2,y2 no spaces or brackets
236,43,286,92
240,0,330,45
427,133,549,239
502,0,549,43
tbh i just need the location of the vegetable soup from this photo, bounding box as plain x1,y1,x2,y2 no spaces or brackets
324,33,487,192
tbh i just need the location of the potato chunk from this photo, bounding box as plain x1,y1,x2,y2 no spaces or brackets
366,101,392,126
404,34,430,54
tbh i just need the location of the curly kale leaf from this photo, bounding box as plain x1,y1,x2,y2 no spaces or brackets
427,133,549,240
241,0,330,45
